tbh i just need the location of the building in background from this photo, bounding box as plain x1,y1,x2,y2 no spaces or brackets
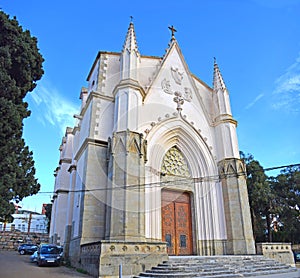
0,205,48,234
50,22,255,277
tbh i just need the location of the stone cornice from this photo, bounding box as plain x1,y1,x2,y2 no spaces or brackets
213,114,238,127
59,158,72,165
86,51,120,81
80,91,114,118
72,125,80,135
217,157,246,178
112,79,146,99
74,137,108,161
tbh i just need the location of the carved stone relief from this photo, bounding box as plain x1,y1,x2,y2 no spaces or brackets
162,78,172,94
183,87,192,102
161,67,193,103
171,67,184,85
161,146,190,177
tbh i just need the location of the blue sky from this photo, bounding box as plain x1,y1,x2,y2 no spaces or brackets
1,0,300,212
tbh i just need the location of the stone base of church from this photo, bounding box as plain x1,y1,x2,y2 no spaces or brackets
98,240,168,278
197,239,227,255
226,238,256,255
256,242,295,267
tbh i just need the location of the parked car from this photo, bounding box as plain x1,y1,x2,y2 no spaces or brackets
57,246,63,257
18,243,38,255
57,246,64,263
37,244,62,267
30,250,38,263
294,251,300,262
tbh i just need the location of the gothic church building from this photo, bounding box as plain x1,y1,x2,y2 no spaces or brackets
50,23,255,277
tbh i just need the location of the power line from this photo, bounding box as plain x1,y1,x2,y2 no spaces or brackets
34,162,300,195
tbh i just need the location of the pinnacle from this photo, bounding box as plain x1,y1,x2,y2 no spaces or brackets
122,21,139,54
213,58,227,92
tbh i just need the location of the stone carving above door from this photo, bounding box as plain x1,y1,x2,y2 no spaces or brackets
162,78,172,95
161,146,190,177
161,67,193,102
171,67,184,85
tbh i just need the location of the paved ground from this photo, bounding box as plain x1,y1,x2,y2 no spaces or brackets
0,250,91,278
238,263,300,278
255,270,300,278
1,250,300,277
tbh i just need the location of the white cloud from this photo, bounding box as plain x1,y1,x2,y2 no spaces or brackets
245,93,264,109
29,83,79,134
271,53,300,113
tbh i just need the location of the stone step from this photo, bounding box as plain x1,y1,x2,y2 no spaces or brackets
134,255,298,278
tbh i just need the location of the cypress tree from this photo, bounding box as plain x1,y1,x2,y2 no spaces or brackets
0,11,44,223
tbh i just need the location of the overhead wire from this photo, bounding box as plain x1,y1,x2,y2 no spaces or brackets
34,163,300,195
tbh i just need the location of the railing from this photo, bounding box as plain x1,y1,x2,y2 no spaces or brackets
0,227,48,234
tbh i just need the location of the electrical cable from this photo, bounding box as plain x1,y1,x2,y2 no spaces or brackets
34,163,300,195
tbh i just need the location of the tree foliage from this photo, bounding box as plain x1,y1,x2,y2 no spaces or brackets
269,166,300,243
240,152,274,242
242,151,300,244
45,203,52,233
0,11,44,222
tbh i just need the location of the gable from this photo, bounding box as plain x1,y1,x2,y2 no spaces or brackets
143,42,213,127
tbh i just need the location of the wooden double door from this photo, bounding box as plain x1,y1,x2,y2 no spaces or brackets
161,190,193,255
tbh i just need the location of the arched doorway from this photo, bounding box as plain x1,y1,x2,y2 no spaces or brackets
162,189,193,255
161,146,193,255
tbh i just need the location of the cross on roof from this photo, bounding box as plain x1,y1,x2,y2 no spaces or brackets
130,16,134,23
168,25,177,38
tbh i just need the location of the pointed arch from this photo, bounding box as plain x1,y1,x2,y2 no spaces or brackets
144,118,227,251
161,146,191,177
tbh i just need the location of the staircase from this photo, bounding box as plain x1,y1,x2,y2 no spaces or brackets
134,256,298,277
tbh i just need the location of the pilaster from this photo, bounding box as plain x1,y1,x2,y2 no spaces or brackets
106,130,147,241
100,129,168,277
218,158,255,255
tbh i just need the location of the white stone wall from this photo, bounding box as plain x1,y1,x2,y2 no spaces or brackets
50,22,253,261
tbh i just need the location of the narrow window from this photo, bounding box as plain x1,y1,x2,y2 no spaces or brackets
180,234,187,248
165,234,172,247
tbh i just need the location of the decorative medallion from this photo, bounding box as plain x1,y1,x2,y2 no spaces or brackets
171,67,184,85
183,87,192,102
162,78,172,94
160,68,193,106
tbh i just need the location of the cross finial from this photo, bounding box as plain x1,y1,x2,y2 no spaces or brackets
214,57,219,67
168,25,177,39
130,15,134,23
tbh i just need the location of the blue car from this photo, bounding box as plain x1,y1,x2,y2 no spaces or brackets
30,251,38,263
37,244,62,266
294,251,300,263
18,243,38,255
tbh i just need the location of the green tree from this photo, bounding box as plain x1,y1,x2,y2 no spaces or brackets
240,152,275,242
45,203,52,234
0,11,44,223
269,166,300,244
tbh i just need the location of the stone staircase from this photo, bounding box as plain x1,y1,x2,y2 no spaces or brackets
134,256,299,277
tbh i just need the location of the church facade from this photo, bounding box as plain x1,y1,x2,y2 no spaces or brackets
50,23,255,277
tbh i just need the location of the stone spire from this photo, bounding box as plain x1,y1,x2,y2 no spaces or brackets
213,58,232,116
213,57,227,92
120,21,140,80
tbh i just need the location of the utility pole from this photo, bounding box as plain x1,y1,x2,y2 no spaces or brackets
27,213,32,233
